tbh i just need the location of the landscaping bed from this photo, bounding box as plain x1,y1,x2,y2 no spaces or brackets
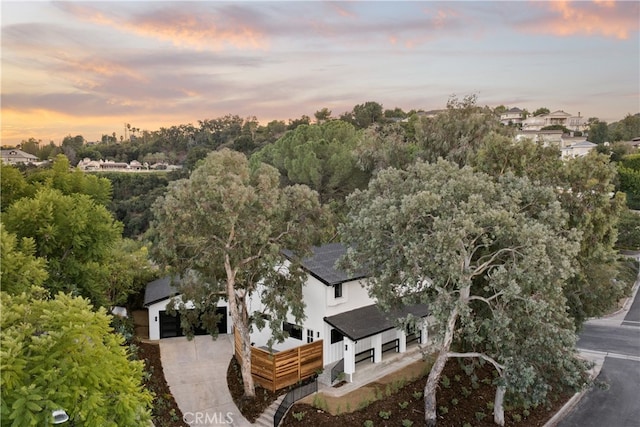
282,358,572,427
137,340,189,427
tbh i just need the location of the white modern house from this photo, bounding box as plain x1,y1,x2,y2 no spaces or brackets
144,243,429,384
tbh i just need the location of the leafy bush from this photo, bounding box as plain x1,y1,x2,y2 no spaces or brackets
378,410,391,420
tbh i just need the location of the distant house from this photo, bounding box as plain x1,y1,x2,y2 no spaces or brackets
561,141,597,159
499,107,525,126
144,243,430,385
1,149,39,165
515,130,565,147
521,110,587,133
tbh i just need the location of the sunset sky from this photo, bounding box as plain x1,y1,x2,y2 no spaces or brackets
2,1,639,146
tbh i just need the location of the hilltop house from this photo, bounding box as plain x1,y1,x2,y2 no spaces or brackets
499,107,525,126
521,110,587,133
1,149,39,165
144,243,429,384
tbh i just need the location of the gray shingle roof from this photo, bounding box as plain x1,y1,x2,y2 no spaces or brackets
284,243,366,286
324,303,429,341
143,276,179,306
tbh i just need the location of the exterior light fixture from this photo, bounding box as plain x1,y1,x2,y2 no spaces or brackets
52,409,69,424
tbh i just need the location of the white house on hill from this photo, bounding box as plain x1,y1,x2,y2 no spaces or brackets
144,243,429,384
1,149,39,165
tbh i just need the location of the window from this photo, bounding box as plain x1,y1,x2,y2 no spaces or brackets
334,283,343,299
283,322,303,340
307,329,314,343
330,329,344,344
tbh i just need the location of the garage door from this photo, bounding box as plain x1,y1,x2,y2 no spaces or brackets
159,307,227,339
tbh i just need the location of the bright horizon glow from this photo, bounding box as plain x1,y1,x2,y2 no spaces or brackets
2,0,639,146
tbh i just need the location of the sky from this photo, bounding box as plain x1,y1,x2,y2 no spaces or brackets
1,1,639,146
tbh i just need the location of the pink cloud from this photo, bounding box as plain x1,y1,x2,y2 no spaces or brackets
389,7,461,49
60,3,269,51
525,0,639,39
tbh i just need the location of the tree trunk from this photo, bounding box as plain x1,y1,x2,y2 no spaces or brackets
225,255,256,397
493,385,505,426
424,304,460,426
237,320,256,397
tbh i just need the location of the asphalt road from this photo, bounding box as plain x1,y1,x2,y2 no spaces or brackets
557,278,640,427
576,323,640,357
557,357,640,427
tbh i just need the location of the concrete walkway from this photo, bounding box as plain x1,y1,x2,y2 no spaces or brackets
159,334,251,427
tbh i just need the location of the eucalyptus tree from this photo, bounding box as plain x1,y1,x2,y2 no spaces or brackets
354,122,417,173
339,160,588,426
413,94,507,166
148,149,326,397
474,136,628,324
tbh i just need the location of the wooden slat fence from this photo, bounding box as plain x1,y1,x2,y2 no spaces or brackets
234,329,323,392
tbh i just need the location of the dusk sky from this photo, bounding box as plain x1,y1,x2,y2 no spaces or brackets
2,1,639,146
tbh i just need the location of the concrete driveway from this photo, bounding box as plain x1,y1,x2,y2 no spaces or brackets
160,334,251,427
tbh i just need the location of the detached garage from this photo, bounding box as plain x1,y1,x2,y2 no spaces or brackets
144,276,231,340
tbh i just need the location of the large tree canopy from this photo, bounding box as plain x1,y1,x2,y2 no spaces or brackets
3,187,123,306
339,160,588,426
148,149,327,397
252,120,370,204
1,289,152,426
474,137,627,324
413,94,508,166
0,225,48,295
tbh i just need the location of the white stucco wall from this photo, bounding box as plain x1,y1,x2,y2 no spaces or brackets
325,279,375,317
245,275,376,363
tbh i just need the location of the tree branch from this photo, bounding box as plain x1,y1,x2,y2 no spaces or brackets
447,351,505,375
471,247,522,278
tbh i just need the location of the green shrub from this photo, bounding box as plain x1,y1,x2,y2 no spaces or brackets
378,410,391,420
451,398,459,406
312,394,328,411
363,421,374,427
412,390,423,399
439,406,449,415
402,420,413,427
292,411,306,421
399,401,409,409
385,384,393,396
475,411,486,421
441,375,451,388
